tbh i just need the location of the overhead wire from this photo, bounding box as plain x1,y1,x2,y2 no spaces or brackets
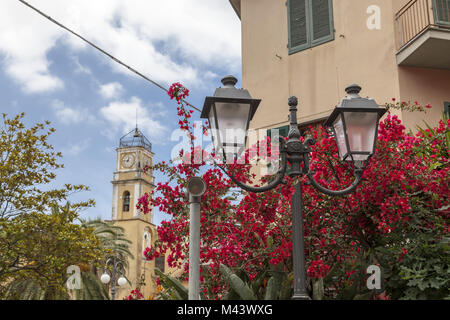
17,0,202,113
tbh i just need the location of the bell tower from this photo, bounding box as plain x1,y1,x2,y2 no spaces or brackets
112,127,154,222
110,127,157,299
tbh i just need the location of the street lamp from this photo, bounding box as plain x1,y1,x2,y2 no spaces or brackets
201,75,261,162
100,256,127,300
201,76,386,300
325,84,386,167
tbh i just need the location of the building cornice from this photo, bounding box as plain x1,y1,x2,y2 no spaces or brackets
229,0,241,20
111,178,155,188
105,218,156,228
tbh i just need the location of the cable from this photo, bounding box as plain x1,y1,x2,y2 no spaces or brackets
17,0,202,113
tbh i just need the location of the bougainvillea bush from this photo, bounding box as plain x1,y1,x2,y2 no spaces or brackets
138,85,449,300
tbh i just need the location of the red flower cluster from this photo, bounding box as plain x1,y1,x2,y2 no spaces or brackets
123,289,144,300
168,82,189,103
136,84,449,299
307,259,331,279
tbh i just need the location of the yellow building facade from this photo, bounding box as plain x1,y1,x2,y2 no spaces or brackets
229,0,450,133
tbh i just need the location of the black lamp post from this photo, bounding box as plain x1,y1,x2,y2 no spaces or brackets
100,256,127,300
201,76,386,300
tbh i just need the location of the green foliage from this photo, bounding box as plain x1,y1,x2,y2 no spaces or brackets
0,204,104,299
81,218,134,266
319,253,374,300
0,113,94,219
154,268,188,300
3,279,67,300
4,271,110,300
0,113,122,300
219,263,293,300
1,210,136,300
73,272,110,300
414,112,449,170
220,264,257,300
380,236,449,300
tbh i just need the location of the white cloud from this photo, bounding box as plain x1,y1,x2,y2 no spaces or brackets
64,138,91,156
0,0,65,93
51,99,95,124
71,56,92,75
99,82,124,99
100,96,167,141
0,0,241,93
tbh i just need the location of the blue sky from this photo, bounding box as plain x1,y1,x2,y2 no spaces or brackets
0,0,242,224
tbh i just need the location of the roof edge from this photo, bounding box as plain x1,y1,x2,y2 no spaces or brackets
229,0,241,20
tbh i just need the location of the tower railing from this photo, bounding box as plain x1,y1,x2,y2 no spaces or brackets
119,128,152,151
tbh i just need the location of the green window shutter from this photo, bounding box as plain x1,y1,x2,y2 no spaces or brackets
444,101,450,117
288,0,310,53
288,0,334,54
267,125,289,140
310,0,334,45
267,125,290,174
433,0,450,25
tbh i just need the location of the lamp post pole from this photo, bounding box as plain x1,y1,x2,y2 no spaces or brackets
287,96,309,299
110,256,117,300
100,256,126,300
291,182,308,299
187,177,207,300
188,194,201,300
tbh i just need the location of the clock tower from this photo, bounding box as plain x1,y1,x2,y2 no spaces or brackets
112,127,154,222
110,127,157,299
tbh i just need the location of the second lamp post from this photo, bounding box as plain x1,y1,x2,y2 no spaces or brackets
100,256,127,300
201,76,386,300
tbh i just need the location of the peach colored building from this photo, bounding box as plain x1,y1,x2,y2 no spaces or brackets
229,0,450,134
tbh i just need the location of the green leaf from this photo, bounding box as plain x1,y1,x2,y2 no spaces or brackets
155,268,188,300
353,292,373,300
220,264,257,300
312,278,324,300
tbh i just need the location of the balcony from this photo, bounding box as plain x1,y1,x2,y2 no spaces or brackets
395,0,450,69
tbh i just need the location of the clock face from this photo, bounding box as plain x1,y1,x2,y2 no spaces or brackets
121,153,135,168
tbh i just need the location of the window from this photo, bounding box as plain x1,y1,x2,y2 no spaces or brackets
142,230,151,259
445,101,450,117
266,121,326,173
288,0,334,54
122,191,130,212
434,0,450,25
155,256,165,273
299,119,327,137
267,125,290,174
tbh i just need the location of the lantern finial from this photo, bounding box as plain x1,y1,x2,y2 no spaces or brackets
221,75,238,88
288,96,298,107
345,84,362,95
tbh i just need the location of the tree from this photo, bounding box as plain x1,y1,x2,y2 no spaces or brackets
0,113,101,299
81,218,134,266
139,84,449,300
2,216,135,300
0,112,94,219
75,219,134,300
0,204,104,299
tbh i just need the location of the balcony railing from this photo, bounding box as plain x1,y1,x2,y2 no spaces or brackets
395,0,450,50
